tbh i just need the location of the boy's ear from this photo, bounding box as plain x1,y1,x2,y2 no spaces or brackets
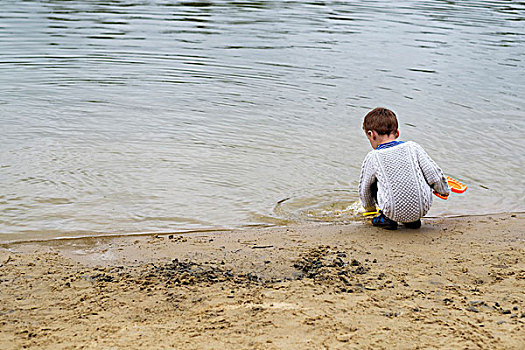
395,130,399,138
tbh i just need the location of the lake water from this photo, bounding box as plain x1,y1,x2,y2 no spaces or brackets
1,0,524,242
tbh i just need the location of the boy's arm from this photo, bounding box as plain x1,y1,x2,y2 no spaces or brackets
414,143,450,197
359,152,377,211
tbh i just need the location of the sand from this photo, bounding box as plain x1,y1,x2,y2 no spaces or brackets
1,214,524,349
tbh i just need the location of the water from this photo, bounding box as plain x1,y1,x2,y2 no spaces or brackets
1,0,524,242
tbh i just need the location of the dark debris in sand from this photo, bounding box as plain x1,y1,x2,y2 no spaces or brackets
292,245,382,293
152,258,265,286
80,245,383,293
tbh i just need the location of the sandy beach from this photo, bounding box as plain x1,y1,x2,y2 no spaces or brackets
1,214,523,349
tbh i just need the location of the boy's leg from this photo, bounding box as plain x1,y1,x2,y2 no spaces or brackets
404,220,421,229
371,211,398,230
371,182,378,203
369,182,397,229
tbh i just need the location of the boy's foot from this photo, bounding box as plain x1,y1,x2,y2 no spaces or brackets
371,213,398,230
404,220,422,229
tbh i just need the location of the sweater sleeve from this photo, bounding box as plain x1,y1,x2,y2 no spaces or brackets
359,152,377,211
413,143,450,197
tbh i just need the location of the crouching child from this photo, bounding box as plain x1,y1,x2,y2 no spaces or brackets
359,107,450,229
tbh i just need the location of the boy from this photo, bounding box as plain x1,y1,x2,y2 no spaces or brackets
359,107,450,230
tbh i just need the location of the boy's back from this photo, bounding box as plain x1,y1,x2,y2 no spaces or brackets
360,141,447,223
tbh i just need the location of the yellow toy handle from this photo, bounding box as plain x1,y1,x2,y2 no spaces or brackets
362,206,380,217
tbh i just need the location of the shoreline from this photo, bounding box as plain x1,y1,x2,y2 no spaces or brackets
2,210,523,246
1,213,524,349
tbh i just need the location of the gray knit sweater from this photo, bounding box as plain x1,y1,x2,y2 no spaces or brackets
359,141,450,223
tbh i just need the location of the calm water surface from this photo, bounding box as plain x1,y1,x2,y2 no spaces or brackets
1,1,524,242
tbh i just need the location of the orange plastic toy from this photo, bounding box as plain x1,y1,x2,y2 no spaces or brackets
434,176,468,200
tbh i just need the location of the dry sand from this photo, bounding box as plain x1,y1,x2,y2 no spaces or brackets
1,214,524,349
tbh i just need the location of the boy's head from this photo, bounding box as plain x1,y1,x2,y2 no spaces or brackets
362,107,398,135
362,107,399,149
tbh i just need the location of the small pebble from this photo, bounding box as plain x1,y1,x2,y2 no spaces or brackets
466,306,479,313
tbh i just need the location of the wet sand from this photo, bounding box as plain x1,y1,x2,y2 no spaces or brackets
1,214,524,349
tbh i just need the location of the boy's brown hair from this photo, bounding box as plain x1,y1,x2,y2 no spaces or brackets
362,107,398,135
